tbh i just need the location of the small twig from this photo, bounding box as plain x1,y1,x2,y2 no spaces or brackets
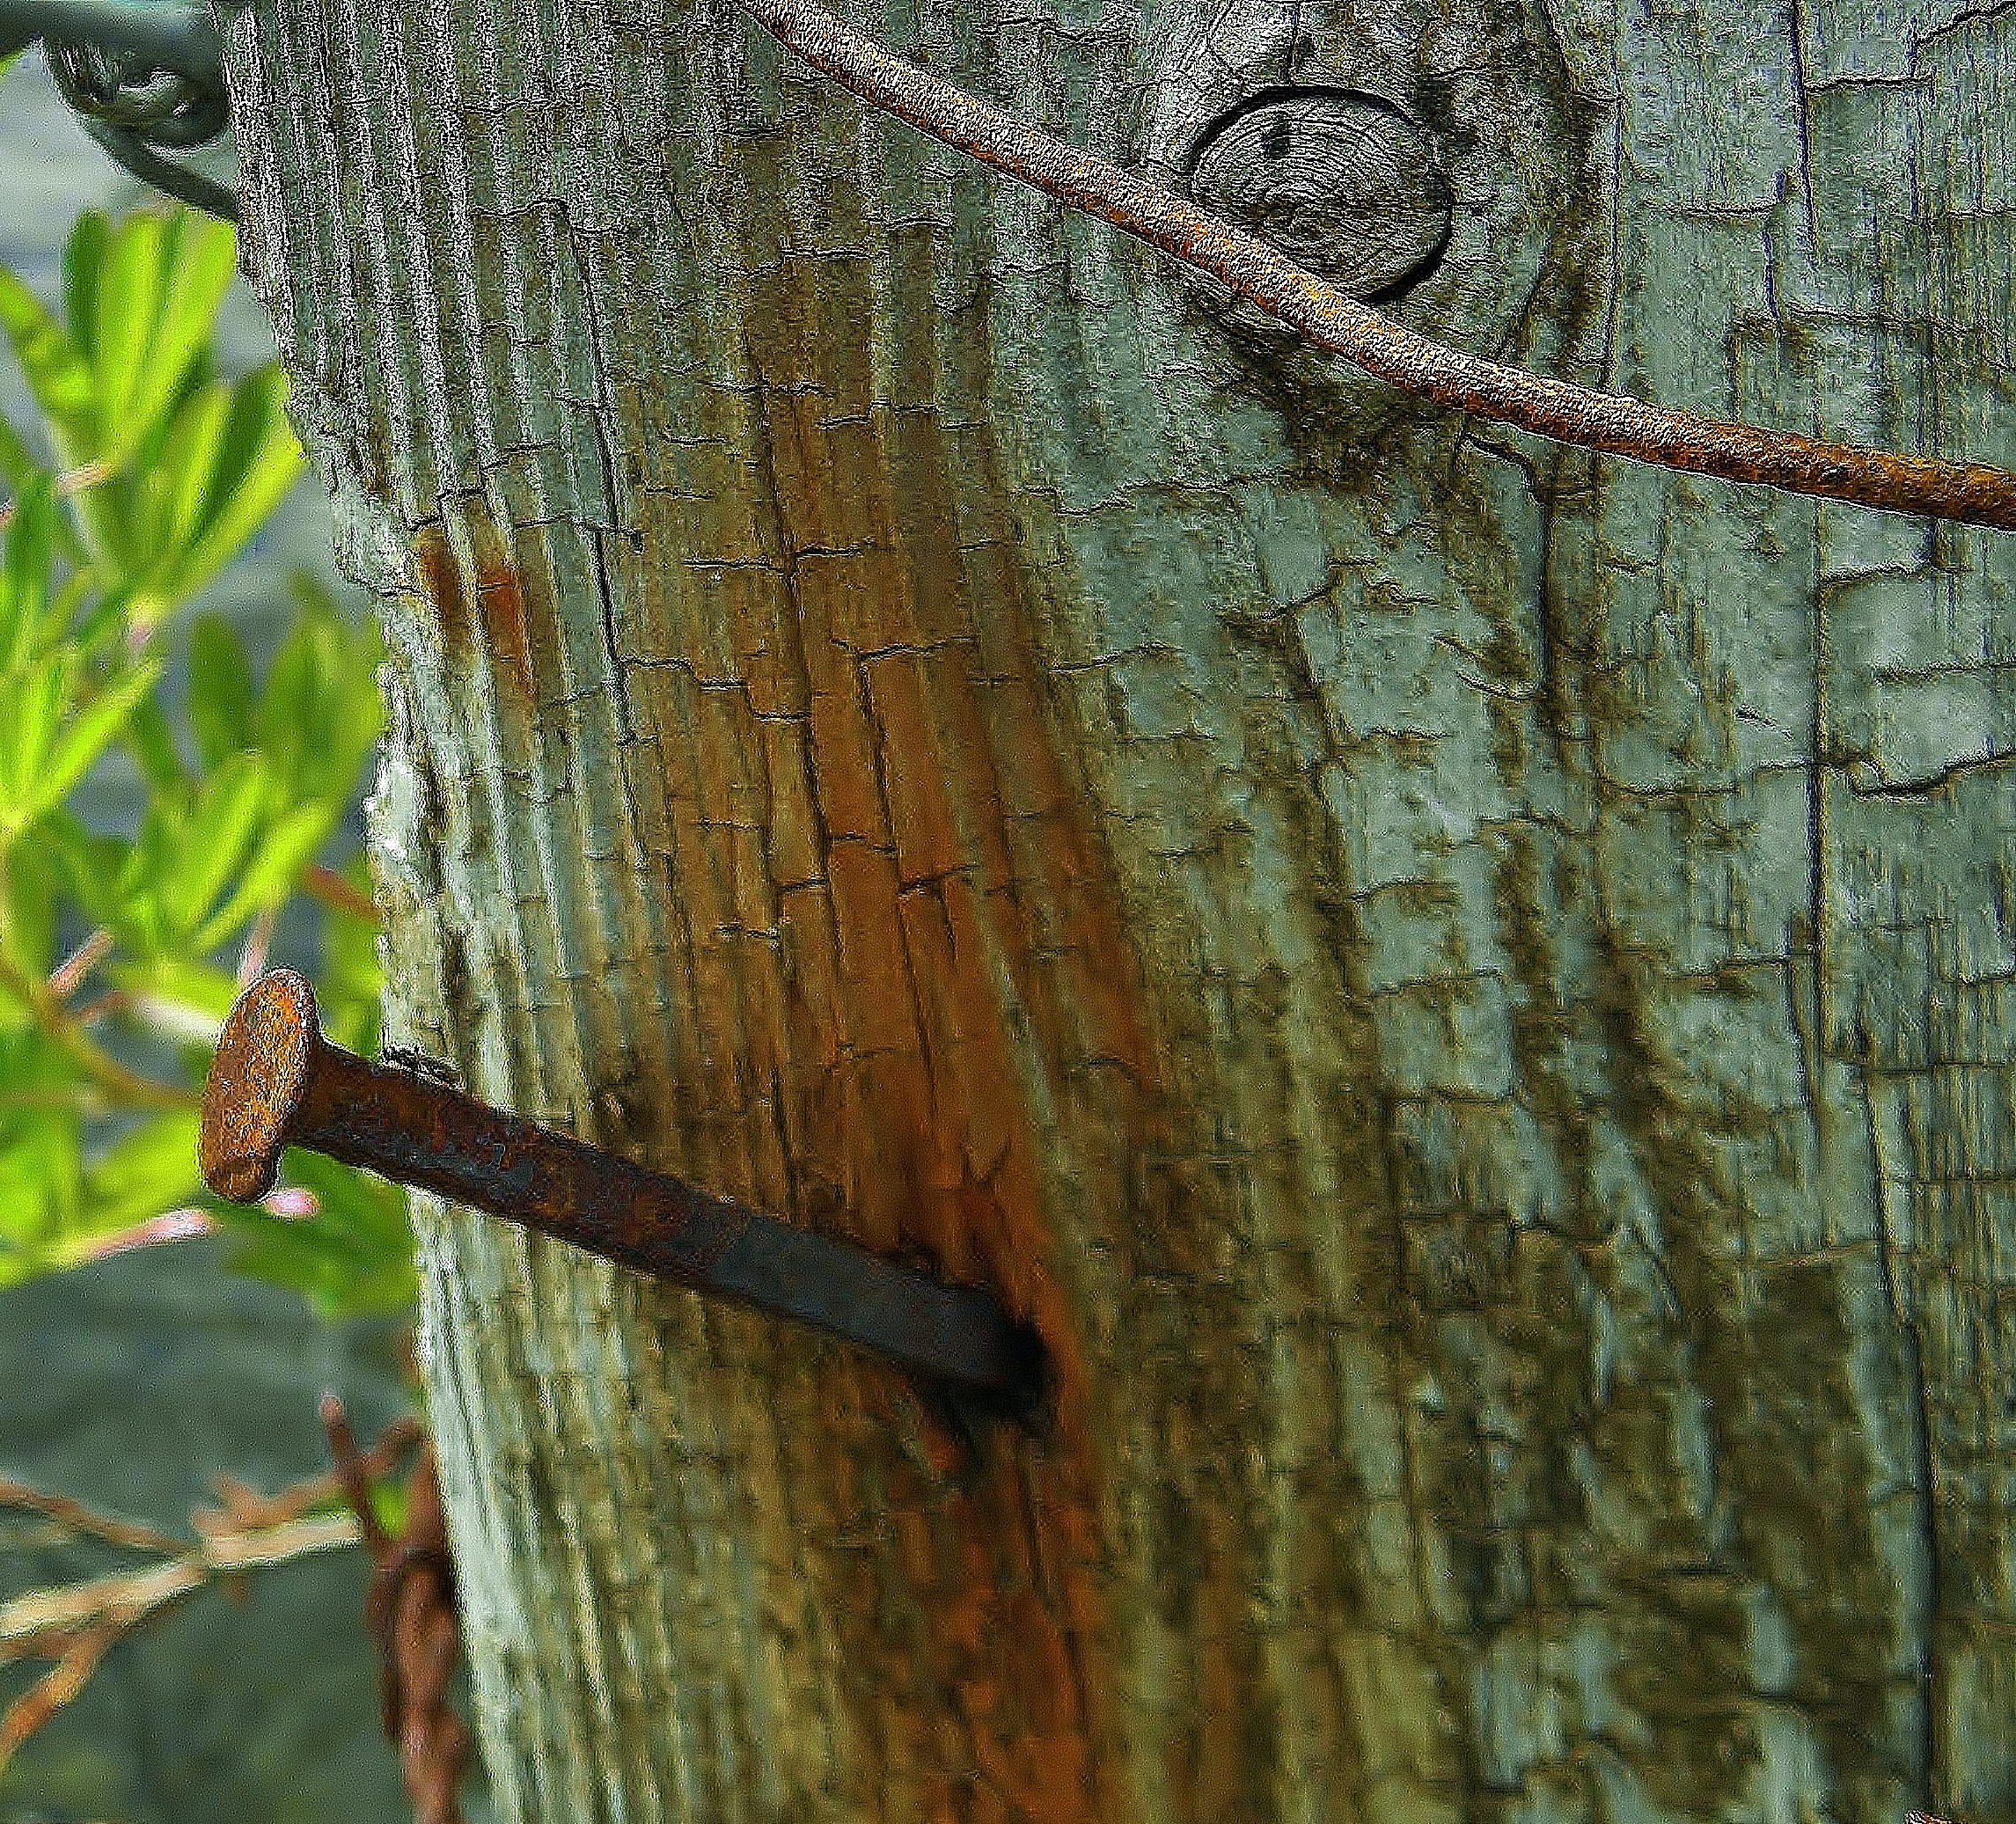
0,1508,361,1775
56,1207,217,1267
0,1622,124,1764
193,1413,422,1539
50,1183,324,1271
0,1531,361,1660
0,1558,202,1662
0,1089,111,1113
738,0,2016,531
0,949,194,1114
0,1410,422,1782
238,907,278,988
0,458,121,535
322,1395,471,1824
201,1513,361,1571
304,863,379,923
65,987,130,1028
47,929,113,1002
0,1480,184,1559
0,1519,363,1657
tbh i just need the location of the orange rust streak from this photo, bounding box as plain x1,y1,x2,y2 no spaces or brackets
649,211,1146,1815
410,509,539,718
806,678,887,843
750,257,1157,1325
768,391,1127,1820
865,653,970,887
413,522,470,656
475,563,535,707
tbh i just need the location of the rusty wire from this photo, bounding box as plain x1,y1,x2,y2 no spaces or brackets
322,1396,471,1824
738,0,2016,532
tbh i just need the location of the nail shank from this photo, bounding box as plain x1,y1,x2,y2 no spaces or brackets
200,971,1041,1402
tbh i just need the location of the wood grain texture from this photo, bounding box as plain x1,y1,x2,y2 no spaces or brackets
215,0,2016,1814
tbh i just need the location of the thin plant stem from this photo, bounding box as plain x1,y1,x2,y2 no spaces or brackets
303,863,378,923
0,458,121,536
48,929,113,1000
0,1480,185,1558
0,1417,424,1778
0,945,194,1115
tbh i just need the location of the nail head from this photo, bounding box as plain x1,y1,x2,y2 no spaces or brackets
199,967,320,1203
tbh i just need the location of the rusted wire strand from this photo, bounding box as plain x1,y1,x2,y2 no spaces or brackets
737,0,2016,532
321,1396,470,1824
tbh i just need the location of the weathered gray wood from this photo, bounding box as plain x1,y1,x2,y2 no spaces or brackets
216,0,2016,1813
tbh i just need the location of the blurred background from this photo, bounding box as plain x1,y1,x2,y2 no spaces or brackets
0,47,482,1824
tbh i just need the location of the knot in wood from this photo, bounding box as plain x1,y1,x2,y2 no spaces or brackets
1186,88,1450,304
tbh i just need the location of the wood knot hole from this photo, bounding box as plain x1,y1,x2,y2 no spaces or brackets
1185,87,1451,304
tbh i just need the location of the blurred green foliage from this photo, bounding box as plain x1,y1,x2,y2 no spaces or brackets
0,204,413,1318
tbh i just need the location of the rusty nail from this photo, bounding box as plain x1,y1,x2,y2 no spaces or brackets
199,971,1043,1406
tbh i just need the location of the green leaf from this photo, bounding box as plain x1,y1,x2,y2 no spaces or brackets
0,207,391,1312
0,411,40,494
256,579,385,807
152,753,269,942
124,694,188,795
213,1151,416,1318
0,655,70,827
0,828,64,1004
11,657,160,831
79,1111,204,1234
0,1031,84,1276
62,569,127,657
187,612,254,767
165,367,305,596
26,209,246,575
367,1478,411,1541
65,455,135,580
89,212,168,453
313,855,385,1058
158,381,236,556
0,1152,66,1284
107,953,241,1032
0,469,56,670
18,1110,213,1277
0,645,159,848
128,212,238,443
114,366,304,607
0,267,94,451
47,817,128,939
61,211,109,369
193,797,335,949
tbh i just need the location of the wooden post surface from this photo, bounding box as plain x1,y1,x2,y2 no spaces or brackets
216,0,2016,1813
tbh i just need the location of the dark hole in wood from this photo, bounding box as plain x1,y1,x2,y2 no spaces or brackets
1184,86,1452,305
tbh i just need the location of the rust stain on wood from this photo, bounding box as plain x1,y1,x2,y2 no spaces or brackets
754,338,1155,1394
410,502,537,712
413,521,469,656
474,560,535,707
616,187,1155,1813
467,504,536,709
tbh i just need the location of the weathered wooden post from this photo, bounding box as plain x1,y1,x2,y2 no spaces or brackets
52,0,2016,1811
